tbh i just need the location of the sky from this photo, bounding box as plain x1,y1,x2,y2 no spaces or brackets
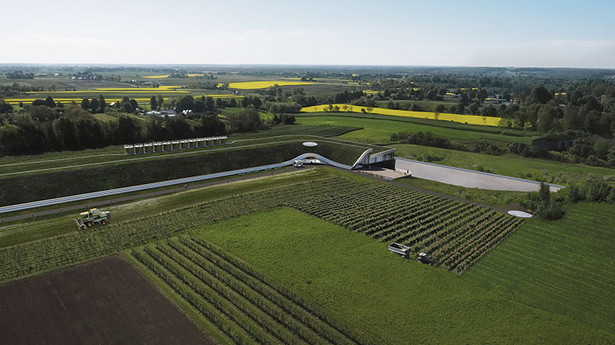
1,0,614,68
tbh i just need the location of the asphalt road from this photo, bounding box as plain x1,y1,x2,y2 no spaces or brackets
395,158,564,192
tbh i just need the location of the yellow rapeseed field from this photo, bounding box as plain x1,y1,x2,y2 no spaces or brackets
301,104,502,127
187,74,204,77
95,86,181,91
226,81,315,89
143,75,170,79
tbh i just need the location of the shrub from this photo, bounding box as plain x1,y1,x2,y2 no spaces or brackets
536,200,565,220
520,182,564,220
584,180,611,202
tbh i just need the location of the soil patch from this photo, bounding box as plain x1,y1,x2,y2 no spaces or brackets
0,255,216,345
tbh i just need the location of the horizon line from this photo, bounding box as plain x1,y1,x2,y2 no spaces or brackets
0,62,614,71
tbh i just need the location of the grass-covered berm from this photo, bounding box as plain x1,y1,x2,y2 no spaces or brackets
0,139,369,206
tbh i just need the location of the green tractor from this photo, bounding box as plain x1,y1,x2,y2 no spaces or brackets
75,208,111,230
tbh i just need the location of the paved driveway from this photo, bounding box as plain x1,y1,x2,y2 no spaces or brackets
395,158,563,192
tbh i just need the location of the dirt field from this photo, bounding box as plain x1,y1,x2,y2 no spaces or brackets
0,255,216,345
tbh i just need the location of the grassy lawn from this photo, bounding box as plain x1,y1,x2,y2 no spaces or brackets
193,207,614,344
295,115,537,145
394,144,615,185
466,202,615,336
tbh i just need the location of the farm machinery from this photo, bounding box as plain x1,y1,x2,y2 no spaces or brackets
388,242,411,258
388,242,435,265
416,253,435,266
74,208,111,230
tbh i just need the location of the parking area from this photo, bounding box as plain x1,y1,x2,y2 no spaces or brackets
395,158,563,192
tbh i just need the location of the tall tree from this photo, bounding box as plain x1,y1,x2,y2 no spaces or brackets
90,98,99,114
528,86,553,104
150,96,158,110
44,96,56,108
81,98,90,110
98,95,106,113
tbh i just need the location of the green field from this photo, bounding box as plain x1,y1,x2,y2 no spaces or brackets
295,114,537,145
0,73,359,105
467,202,615,335
192,207,614,344
2,166,614,343
394,144,615,185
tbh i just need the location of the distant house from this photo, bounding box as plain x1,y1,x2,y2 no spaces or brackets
145,110,177,117
532,134,576,151
484,97,509,105
443,92,460,100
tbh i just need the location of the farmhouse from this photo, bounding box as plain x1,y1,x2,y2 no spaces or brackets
145,110,177,117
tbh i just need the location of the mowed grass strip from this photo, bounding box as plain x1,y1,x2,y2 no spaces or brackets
465,202,615,335
193,207,615,344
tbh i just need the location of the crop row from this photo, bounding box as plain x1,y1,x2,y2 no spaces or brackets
0,176,361,283
131,236,384,345
290,183,523,273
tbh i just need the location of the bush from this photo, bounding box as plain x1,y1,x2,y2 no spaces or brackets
584,180,611,202
566,185,583,203
536,200,565,220
520,182,565,220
